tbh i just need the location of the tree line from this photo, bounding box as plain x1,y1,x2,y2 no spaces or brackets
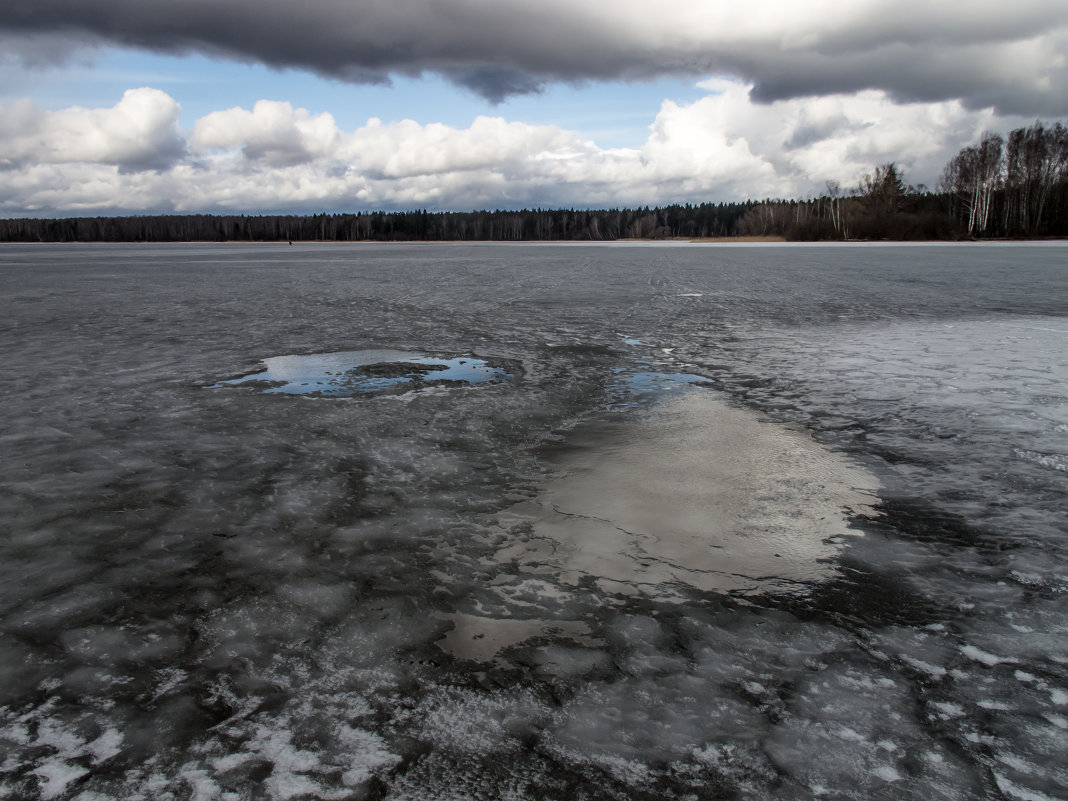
942,121,1068,237
1,121,1065,243
736,121,1068,240
0,203,752,244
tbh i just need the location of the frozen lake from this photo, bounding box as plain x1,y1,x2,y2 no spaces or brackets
1,242,1066,800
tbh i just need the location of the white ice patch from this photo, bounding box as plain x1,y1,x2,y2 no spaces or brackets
543,739,652,788
836,727,866,742
978,700,1013,711
1,701,126,799
34,717,84,755
994,771,1063,801
961,645,1015,666
872,765,903,782
930,702,965,719
412,686,549,756
222,720,366,800
148,667,188,703
336,726,397,787
179,767,222,801
34,759,88,800
86,728,123,764
1042,713,1068,729
900,656,946,680
1012,448,1068,472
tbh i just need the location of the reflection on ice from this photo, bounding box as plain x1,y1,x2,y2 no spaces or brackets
494,389,879,600
435,612,595,663
206,349,512,396
611,369,708,404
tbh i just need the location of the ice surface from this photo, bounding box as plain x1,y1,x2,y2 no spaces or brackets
1,242,1066,799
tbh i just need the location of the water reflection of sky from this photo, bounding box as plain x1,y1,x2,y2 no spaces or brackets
207,349,511,396
492,390,876,602
608,366,709,408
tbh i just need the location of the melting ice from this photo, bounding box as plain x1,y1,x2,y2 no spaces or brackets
207,349,511,396
1,242,1066,801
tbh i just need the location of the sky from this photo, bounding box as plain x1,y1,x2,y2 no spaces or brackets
1,0,1066,217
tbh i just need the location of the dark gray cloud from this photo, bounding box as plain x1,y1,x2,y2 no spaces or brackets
0,31,96,68
1,0,1067,113
451,69,546,105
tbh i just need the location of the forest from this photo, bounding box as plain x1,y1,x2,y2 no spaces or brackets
1,121,1065,243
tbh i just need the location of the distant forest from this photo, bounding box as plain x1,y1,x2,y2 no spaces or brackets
2,121,1066,243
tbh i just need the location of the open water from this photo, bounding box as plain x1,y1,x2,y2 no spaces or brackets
0,242,1066,800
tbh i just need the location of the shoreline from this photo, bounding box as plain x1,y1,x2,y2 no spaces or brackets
3,236,1066,245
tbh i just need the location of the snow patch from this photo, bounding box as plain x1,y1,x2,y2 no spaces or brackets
34,759,88,800
872,765,902,782
993,772,1062,801
960,645,1015,666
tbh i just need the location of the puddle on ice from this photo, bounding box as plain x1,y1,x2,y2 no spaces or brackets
205,349,512,396
435,612,595,663
445,380,881,662
612,369,709,404
494,389,880,601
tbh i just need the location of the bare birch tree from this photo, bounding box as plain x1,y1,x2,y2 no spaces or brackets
1006,122,1068,235
943,133,1003,236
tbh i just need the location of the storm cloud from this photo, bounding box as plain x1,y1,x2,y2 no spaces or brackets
2,0,1067,113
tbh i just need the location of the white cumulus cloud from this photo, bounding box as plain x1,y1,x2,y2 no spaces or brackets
0,87,185,173
192,101,340,166
0,81,1041,216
